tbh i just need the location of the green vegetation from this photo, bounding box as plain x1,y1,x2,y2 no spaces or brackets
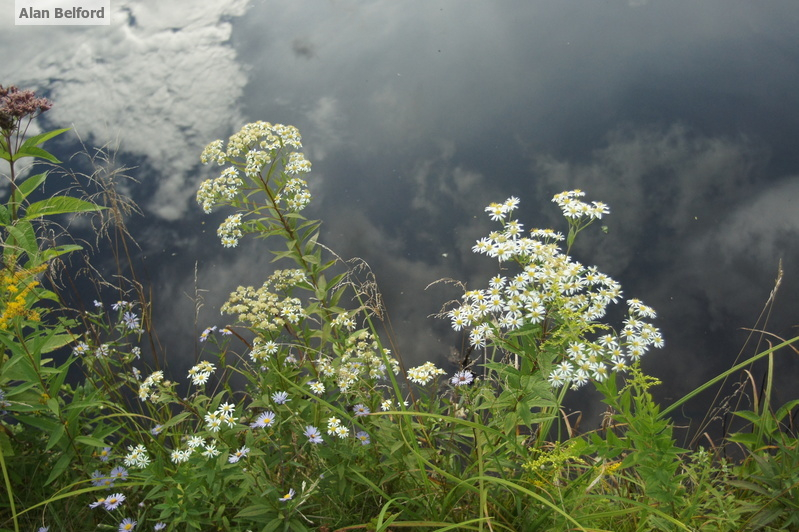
1,86,798,531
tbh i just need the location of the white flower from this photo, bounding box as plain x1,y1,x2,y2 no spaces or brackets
407,362,446,385
228,446,250,463
450,370,474,386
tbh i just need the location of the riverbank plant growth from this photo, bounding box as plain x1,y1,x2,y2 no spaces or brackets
1,87,799,531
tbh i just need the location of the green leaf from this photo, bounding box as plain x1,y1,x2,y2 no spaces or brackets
727,432,761,449
5,220,39,260
235,505,272,519
0,430,14,457
733,410,760,424
23,196,104,220
159,411,192,431
20,128,71,149
40,333,75,354
74,435,110,448
48,356,74,398
45,448,74,485
12,145,61,163
16,172,49,203
774,399,799,423
302,253,320,265
0,204,9,226
16,414,59,433
40,244,83,261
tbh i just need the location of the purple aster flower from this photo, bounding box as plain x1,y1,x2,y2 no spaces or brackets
104,492,126,510
122,311,140,330
303,425,323,444
352,404,370,417
271,391,289,405
355,431,371,445
118,517,137,531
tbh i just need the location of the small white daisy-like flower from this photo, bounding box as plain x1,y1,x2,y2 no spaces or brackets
201,442,220,459
326,417,341,435
228,446,250,464
450,370,474,387
308,381,325,395
251,411,276,428
89,497,106,509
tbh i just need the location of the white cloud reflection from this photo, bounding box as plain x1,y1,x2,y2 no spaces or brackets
3,0,799,407
1,0,249,219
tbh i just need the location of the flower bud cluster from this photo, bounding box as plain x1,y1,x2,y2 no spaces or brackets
221,270,308,332
0,84,52,131
316,329,398,392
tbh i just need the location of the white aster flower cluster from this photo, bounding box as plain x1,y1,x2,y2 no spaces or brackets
248,337,280,364
138,370,166,402
169,436,229,465
552,189,609,219
285,152,312,174
217,213,244,248
275,177,312,212
221,270,308,332
196,167,244,214
201,121,302,166
187,360,216,386
200,139,226,165
326,417,350,439
315,329,398,392
204,402,238,433
407,362,446,385
245,149,272,178
123,444,151,469
197,121,312,243
546,299,664,388
452,192,663,389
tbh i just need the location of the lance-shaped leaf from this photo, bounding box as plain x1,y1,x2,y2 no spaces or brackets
20,127,71,149
12,145,61,163
23,196,105,220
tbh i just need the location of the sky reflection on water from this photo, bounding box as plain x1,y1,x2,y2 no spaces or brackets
3,0,799,424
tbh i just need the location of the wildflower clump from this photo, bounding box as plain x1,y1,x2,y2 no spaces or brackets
0,264,47,329
221,269,307,331
448,191,663,390
0,84,53,132
196,121,312,247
